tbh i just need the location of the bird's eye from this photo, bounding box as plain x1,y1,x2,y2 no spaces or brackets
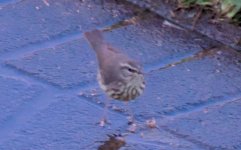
128,68,135,73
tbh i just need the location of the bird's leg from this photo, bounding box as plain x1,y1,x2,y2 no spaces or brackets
124,102,138,133
99,96,111,127
124,101,135,124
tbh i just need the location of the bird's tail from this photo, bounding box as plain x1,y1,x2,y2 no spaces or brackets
84,29,105,52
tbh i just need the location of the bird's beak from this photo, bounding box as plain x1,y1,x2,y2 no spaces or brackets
138,71,144,75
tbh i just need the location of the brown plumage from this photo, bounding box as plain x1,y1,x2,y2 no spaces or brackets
85,29,145,101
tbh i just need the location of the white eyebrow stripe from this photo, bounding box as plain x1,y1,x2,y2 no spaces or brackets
120,63,138,71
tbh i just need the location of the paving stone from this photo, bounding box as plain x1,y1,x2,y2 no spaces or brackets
102,14,218,71
138,48,241,118
0,91,202,150
5,14,218,88
80,46,241,121
0,75,42,128
121,144,164,150
6,39,97,88
0,0,20,5
0,0,136,54
120,127,202,150
159,99,241,150
0,96,127,150
2,0,241,149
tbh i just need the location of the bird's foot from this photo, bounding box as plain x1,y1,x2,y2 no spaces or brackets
98,118,111,127
127,116,135,125
127,122,137,133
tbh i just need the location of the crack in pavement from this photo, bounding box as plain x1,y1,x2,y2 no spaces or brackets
148,45,220,74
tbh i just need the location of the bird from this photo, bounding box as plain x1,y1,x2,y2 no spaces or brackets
84,29,145,126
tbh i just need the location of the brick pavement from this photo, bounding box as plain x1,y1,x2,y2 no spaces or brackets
0,0,241,150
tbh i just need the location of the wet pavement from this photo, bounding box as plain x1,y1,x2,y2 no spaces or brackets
0,0,241,150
